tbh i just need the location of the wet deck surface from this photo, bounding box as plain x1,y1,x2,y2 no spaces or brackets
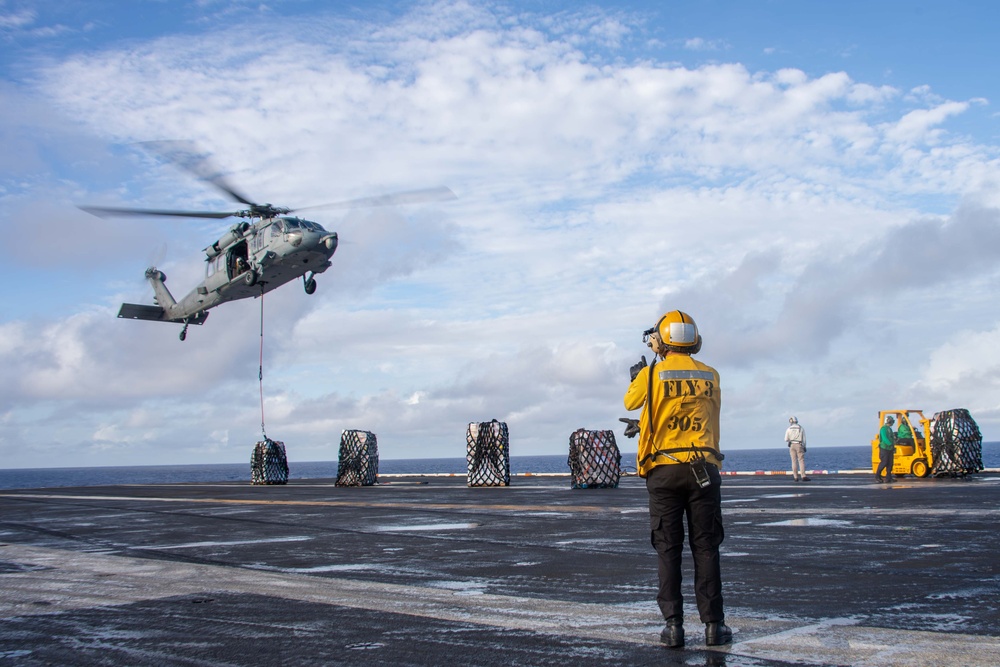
2,473,1000,666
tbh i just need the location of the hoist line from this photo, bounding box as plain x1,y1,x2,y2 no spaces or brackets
259,287,266,440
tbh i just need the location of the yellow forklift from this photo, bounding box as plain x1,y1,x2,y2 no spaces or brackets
870,408,983,478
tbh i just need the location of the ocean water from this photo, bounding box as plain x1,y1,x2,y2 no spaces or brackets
1,443,998,491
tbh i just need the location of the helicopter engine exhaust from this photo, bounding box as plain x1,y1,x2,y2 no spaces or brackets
205,222,251,258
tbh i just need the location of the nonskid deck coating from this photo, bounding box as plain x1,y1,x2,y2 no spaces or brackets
2,474,1000,666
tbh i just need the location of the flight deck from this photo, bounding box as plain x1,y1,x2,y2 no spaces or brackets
2,474,999,666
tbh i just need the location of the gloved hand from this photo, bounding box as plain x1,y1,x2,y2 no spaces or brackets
619,417,640,438
629,355,648,381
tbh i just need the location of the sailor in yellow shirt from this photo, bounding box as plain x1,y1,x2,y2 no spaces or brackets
623,310,730,648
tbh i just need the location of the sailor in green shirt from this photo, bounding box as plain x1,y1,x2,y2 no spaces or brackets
876,416,897,483
896,420,913,445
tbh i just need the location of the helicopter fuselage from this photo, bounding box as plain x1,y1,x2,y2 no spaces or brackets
195,215,338,309
118,215,338,339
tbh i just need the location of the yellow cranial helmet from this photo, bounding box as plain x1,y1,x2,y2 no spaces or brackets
648,310,702,355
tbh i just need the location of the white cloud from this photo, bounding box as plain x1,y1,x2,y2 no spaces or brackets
0,8,35,30
923,331,996,384
885,101,970,145
683,37,726,52
916,325,1000,409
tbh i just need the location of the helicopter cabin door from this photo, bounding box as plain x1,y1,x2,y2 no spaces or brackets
226,240,250,280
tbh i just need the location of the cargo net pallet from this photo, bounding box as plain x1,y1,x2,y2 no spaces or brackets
467,420,510,487
930,408,983,477
336,430,379,487
568,429,622,489
251,438,289,485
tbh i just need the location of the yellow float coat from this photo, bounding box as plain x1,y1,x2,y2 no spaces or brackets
623,354,722,477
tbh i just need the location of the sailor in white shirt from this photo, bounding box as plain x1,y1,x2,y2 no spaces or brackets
785,417,809,482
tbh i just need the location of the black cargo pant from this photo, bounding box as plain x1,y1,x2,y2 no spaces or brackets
876,447,895,480
646,462,725,624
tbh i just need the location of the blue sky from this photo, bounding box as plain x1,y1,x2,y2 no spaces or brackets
2,0,999,468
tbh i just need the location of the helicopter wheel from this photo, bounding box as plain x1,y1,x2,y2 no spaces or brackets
179,325,188,342
304,277,317,295
244,270,257,287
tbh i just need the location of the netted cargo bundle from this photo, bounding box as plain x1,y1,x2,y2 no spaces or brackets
930,409,983,477
467,420,510,487
336,430,379,487
251,438,288,485
568,428,622,489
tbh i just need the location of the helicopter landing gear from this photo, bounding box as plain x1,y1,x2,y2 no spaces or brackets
244,269,258,287
180,321,189,341
303,273,317,295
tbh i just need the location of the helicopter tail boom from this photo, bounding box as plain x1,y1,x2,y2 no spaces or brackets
116,268,208,328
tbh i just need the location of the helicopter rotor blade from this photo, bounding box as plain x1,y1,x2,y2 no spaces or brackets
78,205,237,220
137,140,257,207
291,186,458,213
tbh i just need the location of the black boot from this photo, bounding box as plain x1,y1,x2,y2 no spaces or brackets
705,621,732,646
660,617,684,648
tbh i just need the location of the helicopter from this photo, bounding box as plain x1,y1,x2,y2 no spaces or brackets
80,143,456,341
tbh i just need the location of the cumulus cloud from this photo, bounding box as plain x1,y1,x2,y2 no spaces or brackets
911,323,1000,422
885,101,970,144
664,204,1000,364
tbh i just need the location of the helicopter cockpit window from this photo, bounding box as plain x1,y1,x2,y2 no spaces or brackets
270,220,284,237
283,218,301,229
